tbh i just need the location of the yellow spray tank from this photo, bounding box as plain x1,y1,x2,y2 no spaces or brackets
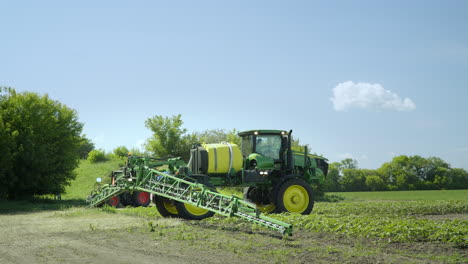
203,143,243,174
189,142,243,176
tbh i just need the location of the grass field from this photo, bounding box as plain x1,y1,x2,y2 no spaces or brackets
1,160,467,263
61,159,121,200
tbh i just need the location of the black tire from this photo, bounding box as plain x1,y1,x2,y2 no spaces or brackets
244,186,278,214
154,196,179,217
119,192,134,206
132,191,151,207
175,183,215,220
276,178,314,215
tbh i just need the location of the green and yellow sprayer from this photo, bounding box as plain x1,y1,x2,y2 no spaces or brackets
87,130,329,235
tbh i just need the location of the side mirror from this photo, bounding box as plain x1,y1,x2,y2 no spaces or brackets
96,177,102,183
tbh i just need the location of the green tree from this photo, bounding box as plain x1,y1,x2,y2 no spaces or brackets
341,168,367,191
77,135,95,159
193,128,241,145
365,175,387,191
225,128,242,146
340,158,358,169
291,138,308,152
447,168,468,189
377,155,419,190
144,114,196,161
87,149,108,163
113,146,130,158
0,88,83,199
128,147,150,157
322,162,342,192
0,111,14,198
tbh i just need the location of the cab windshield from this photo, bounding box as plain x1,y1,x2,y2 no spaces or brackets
255,135,282,160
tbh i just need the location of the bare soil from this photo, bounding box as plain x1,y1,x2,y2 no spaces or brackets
0,207,466,264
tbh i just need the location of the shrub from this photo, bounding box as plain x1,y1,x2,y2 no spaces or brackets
113,146,130,158
87,149,108,163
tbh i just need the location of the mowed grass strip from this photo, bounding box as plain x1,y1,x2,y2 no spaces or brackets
63,159,121,200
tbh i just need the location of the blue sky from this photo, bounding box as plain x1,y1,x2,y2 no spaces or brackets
1,0,467,169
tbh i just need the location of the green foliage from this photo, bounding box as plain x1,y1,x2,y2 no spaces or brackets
225,129,241,146
323,155,468,192
87,149,108,163
341,168,367,191
77,135,95,159
291,138,308,152
340,158,358,169
194,128,241,145
0,88,83,199
113,146,129,158
322,162,341,192
128,147,150,157
365,175,387,191
145,114,195,161
0,111,14,199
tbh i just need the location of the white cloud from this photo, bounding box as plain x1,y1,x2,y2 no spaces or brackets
330,81,416,111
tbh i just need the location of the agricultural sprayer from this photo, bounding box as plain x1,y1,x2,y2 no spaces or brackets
87,130,328,235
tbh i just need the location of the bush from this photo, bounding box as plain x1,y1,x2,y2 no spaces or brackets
113,146,129,158
0,88,83,199
87,149,108,163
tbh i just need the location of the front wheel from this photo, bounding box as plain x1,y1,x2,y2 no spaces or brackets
276,178,314,214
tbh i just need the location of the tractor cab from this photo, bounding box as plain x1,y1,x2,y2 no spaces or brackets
238,130,292,173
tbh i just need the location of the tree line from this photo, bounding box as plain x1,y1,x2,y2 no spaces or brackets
322,157,468,192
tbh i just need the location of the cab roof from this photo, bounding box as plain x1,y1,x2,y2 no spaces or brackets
238,130,288,137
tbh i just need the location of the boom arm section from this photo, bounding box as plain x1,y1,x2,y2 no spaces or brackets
87,157,293,235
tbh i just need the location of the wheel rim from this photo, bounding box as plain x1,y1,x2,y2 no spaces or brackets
109,196,119,206
137,192,150,204
184,203,210,216
163,201,178,214
283,185,309,213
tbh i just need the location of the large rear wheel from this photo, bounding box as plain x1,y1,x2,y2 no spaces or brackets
175,203,214,220
175,183,215,220
276,178,314,214
154,196,179,217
